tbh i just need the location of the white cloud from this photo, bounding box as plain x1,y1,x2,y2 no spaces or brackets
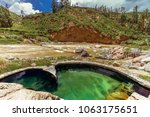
1,0,40,15
0,0,20,6
9,2,40,15
122,0,150,11
71,0,150,11
71,0,126,8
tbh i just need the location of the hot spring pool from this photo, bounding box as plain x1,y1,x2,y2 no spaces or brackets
53,69,125,100
0,68,135,100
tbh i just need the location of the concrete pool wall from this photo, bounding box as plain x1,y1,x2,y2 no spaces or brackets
55,61,150,89
0,61,150,99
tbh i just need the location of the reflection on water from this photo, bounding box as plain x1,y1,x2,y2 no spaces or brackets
52,69,133,100
0,69,135,100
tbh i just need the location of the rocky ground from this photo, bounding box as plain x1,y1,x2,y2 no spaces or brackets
0,83,59,100
0,43,149,81
0,43,150,100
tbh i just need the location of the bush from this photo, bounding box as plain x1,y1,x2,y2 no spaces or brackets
0,6,13,27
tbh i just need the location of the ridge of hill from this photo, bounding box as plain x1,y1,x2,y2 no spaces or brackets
21,7,137,44
0,6,149,48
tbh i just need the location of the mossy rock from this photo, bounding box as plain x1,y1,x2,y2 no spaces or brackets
106,91,129,100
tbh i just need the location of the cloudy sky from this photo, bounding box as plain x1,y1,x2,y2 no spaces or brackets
0,0,150,15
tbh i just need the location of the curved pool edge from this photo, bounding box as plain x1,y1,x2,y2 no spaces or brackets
55,61,150,90
0,62,149,89
0,66,60,100
0,61,149,100
0,66,57,80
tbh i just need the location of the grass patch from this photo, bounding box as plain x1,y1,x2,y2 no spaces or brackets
139,75,150,82
0,58,53,74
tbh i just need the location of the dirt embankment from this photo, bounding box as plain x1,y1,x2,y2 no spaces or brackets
51,26,128,44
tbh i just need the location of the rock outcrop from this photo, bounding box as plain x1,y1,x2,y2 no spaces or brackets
128,92,150,100
75,48,89,57
0,83,59,100
144,63,150,72
131,54,150,72
111,47,124,60
98,46,125,60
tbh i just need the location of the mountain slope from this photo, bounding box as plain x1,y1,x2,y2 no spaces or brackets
0,6,13,27
0,6,149,46
0,6,21,27
21,7,137,44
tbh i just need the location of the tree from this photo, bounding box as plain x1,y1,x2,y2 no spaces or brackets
140,9,149,32
52,0,71,13
121,7,125,13
120,13,127,26
0,6,12,27
120,7,127,26
133,5,139,24
52,0,58,13
5,4,9,9
21,10,25,17
143,8,149,19
61,0,71,7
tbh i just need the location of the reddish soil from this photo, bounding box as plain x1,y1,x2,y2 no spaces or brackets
51,26,128,44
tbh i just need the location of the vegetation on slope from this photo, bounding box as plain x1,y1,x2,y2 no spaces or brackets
0,6,13,27
22,7,135,38
0,6,149,47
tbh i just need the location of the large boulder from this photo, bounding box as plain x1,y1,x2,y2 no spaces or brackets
0,83,59,100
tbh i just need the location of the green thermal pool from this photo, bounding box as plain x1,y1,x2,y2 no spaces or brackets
0,69,133,100
53,70,123,100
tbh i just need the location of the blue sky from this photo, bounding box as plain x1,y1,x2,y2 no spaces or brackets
0,0,150,15
0,0,53,15
25,0,52,12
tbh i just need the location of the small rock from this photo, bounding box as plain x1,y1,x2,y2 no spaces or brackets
122,60,132,68
80,50,89,57
31,63,36,67
128,92,149,100
98,48,111,59
95,45,101,48
40,42,49,46
134,62,142,67
111,47,125,60
93,49,97,52
112,61,121,67
55,50,64,53
75,48,84,53
132,56,142,63
130,48,141,57
112,53,124,60
141,56,150,63
144,63,150,72
7,57,16,61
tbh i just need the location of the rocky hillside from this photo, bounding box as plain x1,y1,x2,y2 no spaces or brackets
0,6,13,27
0,6,149,47
21,7,137,44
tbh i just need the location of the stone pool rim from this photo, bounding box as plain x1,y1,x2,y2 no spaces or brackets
0,61,150,90
55,61,150,90
0,66,56,81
